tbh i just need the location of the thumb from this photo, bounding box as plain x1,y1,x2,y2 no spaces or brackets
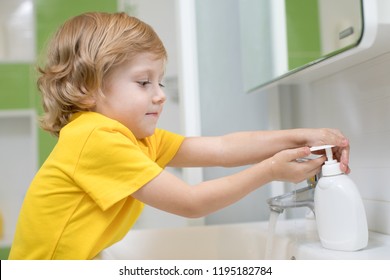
286,147,311,162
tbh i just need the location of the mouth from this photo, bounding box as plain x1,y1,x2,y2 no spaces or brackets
146,106,163,119
145,112,159,117
146,107,162,117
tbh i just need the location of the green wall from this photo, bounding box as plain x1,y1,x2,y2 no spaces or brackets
0,64,34,109
0,0,117,166
285,0,321,70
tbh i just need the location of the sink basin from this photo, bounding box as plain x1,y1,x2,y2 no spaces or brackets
98,222,274,260
97,219,390,260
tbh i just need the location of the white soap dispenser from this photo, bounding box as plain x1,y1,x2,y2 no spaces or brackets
313,145,368,251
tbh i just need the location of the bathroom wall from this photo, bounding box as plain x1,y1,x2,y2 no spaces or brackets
0,110,37,247
0,0,35,62
195,0,273,225
272,0,390,236
278,52,390,235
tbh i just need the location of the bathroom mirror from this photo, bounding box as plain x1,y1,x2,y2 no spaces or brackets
0,0,36,62
239,0,364,92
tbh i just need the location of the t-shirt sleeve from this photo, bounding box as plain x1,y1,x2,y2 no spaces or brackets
73,127,163,211
154,129,185,168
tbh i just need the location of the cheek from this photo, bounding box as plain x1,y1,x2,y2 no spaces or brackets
114,96,147,121
105,90,133,111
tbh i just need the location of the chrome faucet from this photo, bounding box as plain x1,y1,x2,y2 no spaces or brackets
267,174,320,214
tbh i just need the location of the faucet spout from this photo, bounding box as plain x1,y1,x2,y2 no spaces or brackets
267,176,318,214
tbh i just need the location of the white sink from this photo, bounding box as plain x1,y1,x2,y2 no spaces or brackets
97,219,390,260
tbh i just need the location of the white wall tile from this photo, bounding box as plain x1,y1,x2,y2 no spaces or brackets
364,199,390,234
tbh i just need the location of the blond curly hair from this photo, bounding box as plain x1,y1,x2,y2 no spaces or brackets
37,12,167,137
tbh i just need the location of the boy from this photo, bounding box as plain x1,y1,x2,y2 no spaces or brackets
9,12,349,259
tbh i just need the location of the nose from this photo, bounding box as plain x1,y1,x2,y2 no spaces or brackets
152,86,166,104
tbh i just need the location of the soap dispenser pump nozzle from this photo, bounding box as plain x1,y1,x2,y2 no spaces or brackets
310,145,342,176
325,146,335,163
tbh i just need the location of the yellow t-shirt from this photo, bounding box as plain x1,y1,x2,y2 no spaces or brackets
9,111,184,259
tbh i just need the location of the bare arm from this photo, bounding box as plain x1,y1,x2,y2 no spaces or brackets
169,128,350,172
132,147,325,218
132,128,349,218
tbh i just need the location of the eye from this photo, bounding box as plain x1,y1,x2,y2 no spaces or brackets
137,81,151,87
138,81,150,86
136,80,165,88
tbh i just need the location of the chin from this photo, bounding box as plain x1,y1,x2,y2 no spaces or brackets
135,129,156,140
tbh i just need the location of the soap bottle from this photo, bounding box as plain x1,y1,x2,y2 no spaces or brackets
313,145,368,251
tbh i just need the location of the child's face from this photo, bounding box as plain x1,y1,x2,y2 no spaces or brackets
94,52,166,139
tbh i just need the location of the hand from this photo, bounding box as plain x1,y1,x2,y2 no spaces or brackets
303,128,350,174
268,147,326,184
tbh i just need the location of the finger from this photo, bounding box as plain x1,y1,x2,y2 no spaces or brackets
333,131,349,147
287,147,311,162
291,156,324,183
302,157,326,180
340,154,351,173
303,155,326,170
324,129,349,147
340,162,351,174
335,144,350,173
